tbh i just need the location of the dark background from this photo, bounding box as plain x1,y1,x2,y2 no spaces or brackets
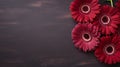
0,0,119,67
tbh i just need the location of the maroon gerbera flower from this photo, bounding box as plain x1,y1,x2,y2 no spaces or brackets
72,23,100,52
70,0,100,23
95,35,120,64
93,5,120,35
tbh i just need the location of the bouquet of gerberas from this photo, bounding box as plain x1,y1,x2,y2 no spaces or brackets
70,0,120,64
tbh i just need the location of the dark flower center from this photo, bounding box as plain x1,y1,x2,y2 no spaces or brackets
107,46,113,53
81,5,90,14
84,34,89,39
105,45,115,55
101,15,110,25
82,33,91,42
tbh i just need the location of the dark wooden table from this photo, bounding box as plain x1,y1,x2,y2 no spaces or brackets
0,0,119,67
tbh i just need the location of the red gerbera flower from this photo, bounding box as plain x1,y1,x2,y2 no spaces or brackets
95,35,120,64
72,23,100,52
70,0,100,23
93,5,120,35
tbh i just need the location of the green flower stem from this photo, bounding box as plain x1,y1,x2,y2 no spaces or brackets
107,0,114,7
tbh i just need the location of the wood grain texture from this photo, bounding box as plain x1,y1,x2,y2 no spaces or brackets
0,0,119,67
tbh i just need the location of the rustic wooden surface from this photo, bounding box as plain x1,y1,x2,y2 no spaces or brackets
0,0,119,67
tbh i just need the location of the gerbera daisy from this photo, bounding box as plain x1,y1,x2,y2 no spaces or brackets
72,23,100,52
95,35,120,64
93,5,120,35
70,0,100,23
